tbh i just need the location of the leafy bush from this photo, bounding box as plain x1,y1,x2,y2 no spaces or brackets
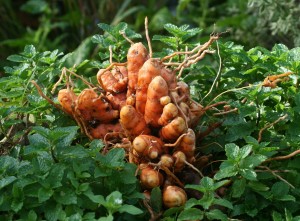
247,0,300,47
0,127,143,220
1,20,300,221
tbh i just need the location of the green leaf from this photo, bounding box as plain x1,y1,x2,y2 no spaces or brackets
97,148,125,169
0,176,17,189
244,136,259,145
80,172,91,178
214,180,231,190
98,214,114,221
271,181,289,198
27,94,48,106
288,47,300,61
94,166,110,178
272,44,289,56
177,208,204,221
182,28,202,42
27,210,37,221
214,164,238,180
89,139,104,152
200,177,214,190
185,177,217,193
244,194,259,217
118,204,143,215
31,126,50,138
60,145,90,159
240,155,267,168
7,54,27,62
124,28,142,40
106,148,125,164
53,187,77,205
78,183,89,192
84,190,105,204
163,206,185,218
4,62,30,76
294,92,300,108
32,151,53,173
239,145,252,159
205,209,228,221
72,159,91,175
0,77,22,92
45,164,65,188
23,182,40,198
23,45,37,57
277,195,296,202
185,184,205,193
50,49,59,59
83,212,96,220
225,122,255,142
96,22,130,47
106,191,123,206
11,199,23,212
248,181,269,192
44,203,62,221
152,35,178,48
164,24,200,40
0,155,19,173
184,198,198,209
240,169,257,180
272,210,282,221
214,198,233,209
12,182,23,198
21,0,48,14
99,22,126,36
285,208,293,221
225,143,239,160
38,187,53,203
150,187,162,213
92,34,106,45
288,157,300,169
197,192,215,210
50,126,79,147
118,163,138,184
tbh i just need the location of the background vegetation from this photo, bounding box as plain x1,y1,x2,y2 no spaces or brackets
1,0,300,220
1,0,300,70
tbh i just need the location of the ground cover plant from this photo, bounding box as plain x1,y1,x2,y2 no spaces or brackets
1,18,300,221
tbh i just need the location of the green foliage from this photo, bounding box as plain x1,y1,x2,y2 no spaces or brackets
214,143,267,180
196,41,300,220
0,0,174,70
248,0,300,47
153,23,201,49
150,187,163,214
0,126,143,220
155,23,300,220
161,178,232,221
92,22,141,66
1,20,300,221
2,0,300,72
